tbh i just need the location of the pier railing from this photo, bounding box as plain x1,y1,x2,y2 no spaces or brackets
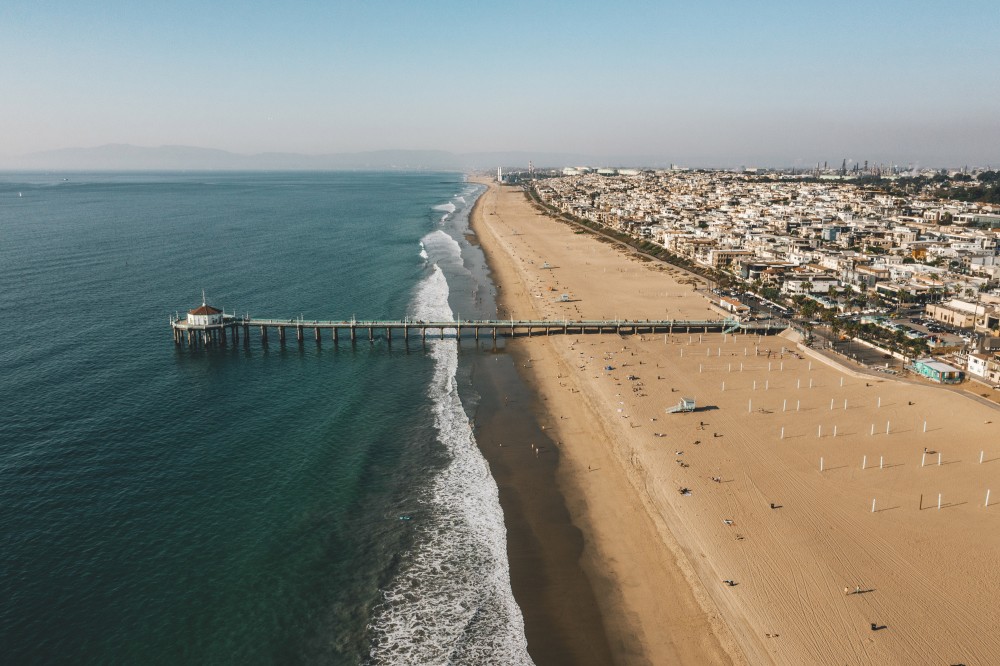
170,314,789,347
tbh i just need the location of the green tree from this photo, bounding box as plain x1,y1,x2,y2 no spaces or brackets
892,329,908,350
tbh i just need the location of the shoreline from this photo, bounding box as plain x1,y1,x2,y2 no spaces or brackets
469,177,1000,665
465,188,614,665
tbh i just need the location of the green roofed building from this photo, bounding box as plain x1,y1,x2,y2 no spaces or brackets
910,358,964,384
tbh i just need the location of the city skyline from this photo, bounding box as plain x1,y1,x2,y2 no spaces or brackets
3,1,999,166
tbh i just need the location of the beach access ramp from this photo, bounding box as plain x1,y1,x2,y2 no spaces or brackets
665,397,696,414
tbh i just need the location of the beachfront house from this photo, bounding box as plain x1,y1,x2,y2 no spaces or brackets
910,358,964,384
967,353,990,379
716,296,751,318
967,350,1000,385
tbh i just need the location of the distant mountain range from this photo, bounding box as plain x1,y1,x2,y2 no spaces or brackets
0,144,673,171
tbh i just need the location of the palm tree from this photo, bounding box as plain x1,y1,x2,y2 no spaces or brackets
892,330,908,353
830,315,842,338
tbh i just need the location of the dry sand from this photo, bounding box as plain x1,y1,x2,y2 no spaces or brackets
471,179,1000,665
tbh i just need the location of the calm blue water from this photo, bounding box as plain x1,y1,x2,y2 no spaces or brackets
0,172,530,664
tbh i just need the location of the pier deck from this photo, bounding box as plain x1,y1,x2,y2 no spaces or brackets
170,315,789,347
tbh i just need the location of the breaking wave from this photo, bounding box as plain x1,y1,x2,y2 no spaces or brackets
367,236,530,665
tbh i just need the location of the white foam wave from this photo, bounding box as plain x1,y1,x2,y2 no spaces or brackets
368,265,531,665
456,196,467,204
419,241,428,261
420,229,463,266
433,202,457,213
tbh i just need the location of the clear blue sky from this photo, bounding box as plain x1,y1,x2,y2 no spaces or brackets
2,0,998,165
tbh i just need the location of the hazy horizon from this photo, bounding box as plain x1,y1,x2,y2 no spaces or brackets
2,1,999,167
3,143,999,172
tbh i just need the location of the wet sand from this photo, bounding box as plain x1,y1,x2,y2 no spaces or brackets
466,211,613,664
471,178,1000,665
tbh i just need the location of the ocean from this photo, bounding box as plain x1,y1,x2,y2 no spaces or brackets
0,172,533,664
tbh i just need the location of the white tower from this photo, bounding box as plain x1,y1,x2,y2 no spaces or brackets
497,166,502,182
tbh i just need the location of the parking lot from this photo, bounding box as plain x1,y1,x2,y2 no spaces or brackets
890,316,969,347
828,337,906,372
708,289,791,320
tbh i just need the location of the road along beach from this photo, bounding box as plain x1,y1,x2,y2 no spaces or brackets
471,178,1000,665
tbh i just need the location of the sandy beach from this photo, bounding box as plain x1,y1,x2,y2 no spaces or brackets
471,178,1000,665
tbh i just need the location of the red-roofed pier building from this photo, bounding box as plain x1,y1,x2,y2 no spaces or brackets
170,294,243,346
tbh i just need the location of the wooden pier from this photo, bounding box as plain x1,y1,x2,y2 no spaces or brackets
170,314,789,348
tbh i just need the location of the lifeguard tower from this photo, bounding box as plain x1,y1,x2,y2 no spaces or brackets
665,397,696,414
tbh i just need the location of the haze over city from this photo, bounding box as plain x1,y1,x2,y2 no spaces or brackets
2,0,999,167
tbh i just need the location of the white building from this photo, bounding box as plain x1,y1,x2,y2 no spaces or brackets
967,353,989,378
187,297,224,327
